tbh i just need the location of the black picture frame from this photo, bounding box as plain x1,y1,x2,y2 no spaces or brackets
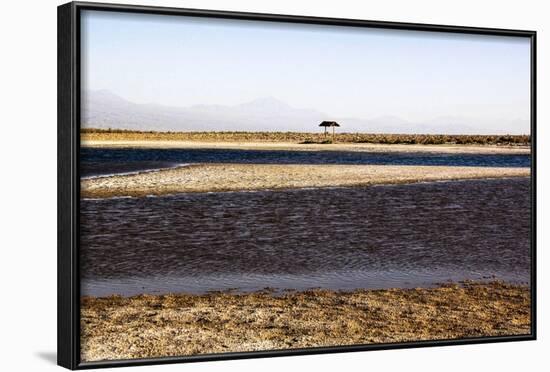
58,1,537,369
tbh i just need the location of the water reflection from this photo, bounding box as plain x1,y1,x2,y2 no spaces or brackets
80,178,530,296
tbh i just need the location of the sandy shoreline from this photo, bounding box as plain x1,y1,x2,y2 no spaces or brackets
80,281,531,362
82,139,530,154
81,163,530,198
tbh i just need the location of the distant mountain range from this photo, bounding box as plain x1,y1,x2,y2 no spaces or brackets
82,90,528,135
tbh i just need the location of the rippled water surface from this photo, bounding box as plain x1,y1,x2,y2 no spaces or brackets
81,148,530,178
81,177,531,296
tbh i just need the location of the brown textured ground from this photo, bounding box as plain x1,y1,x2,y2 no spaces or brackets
81,163,530,198
81,130,530,146
80,282,531,362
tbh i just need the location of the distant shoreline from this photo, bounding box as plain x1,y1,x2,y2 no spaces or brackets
81,129,530,147
80,281,531,362
82,139,531,155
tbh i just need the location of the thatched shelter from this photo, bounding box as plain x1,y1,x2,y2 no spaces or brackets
319,121,340,139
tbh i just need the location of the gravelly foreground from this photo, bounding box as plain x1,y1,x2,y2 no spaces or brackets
81,282,531,362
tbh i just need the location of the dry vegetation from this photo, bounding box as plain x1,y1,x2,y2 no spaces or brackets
80,281,531,362
81,128,530,146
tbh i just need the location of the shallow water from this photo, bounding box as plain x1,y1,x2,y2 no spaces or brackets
80,177,531,296
81,148,530,178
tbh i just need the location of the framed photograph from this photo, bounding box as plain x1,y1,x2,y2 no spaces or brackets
58,1,536,369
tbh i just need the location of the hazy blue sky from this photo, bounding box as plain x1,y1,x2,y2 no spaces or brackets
81,10,531,133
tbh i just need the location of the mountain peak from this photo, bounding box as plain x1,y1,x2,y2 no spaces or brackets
237,96,293,111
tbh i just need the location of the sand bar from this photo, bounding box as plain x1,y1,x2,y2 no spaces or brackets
82,139,530,154
80,281,531,361
81,163,530,198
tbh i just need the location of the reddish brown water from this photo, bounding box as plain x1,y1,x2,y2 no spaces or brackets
80,177,531,296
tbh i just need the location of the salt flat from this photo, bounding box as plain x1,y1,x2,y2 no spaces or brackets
81,163,530,198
